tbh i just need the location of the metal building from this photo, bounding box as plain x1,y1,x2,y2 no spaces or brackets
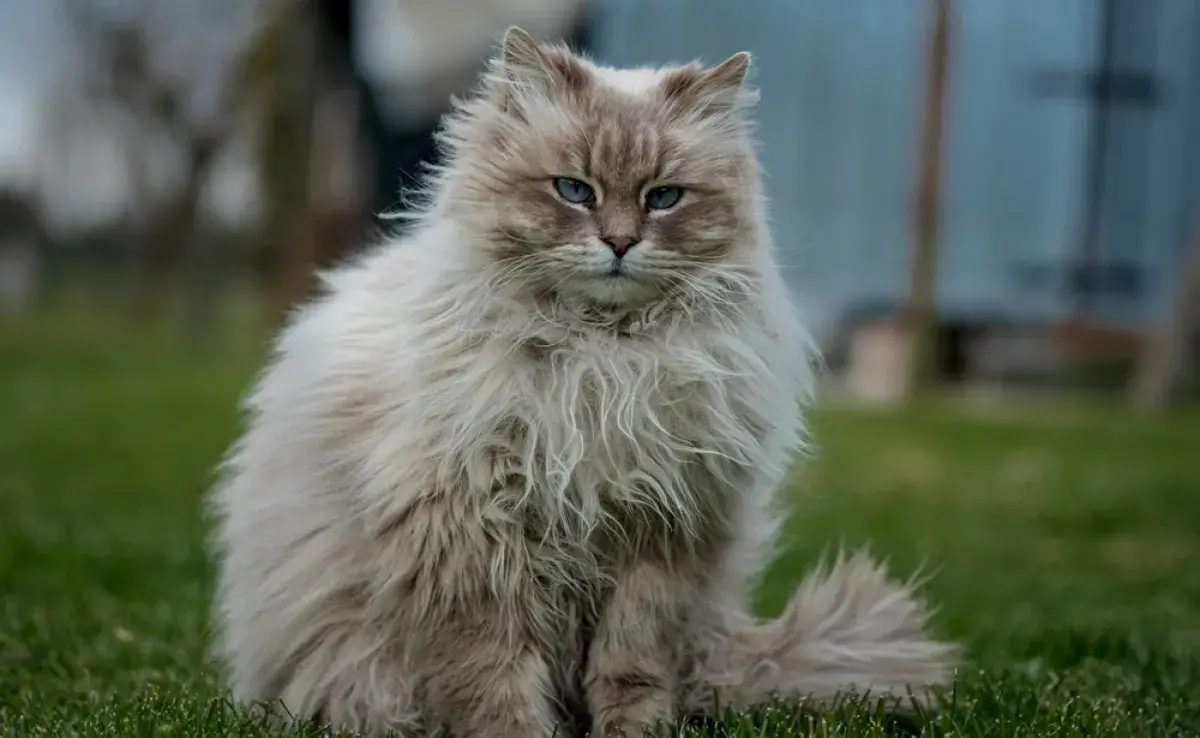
588,0,1200,349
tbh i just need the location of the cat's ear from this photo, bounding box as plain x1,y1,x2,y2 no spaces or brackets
662,51,757,119
700,51,752,97
498,26,588,91
501,27,550,81
493,27,589,121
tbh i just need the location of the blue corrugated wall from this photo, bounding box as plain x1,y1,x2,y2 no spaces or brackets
587,0,1200,332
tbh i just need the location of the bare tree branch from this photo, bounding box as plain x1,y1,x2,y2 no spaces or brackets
54,0,264,333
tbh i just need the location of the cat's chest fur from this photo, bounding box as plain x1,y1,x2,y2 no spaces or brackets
491,326,764,546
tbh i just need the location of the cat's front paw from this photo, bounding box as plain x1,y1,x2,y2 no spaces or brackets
592,715,660,737
588,680,674,737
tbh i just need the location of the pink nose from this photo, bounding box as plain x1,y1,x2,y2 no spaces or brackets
602,236,640,257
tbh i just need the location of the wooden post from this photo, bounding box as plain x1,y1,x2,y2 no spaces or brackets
1129,225,1200,410
901,0,953,400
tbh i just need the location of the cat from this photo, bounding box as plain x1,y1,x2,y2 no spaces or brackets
209,27,956,737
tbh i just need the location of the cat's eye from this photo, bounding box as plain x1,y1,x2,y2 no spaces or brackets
554,177,595,205
645,186,683,211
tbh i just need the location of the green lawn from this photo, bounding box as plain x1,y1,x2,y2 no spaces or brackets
2,309,1200,736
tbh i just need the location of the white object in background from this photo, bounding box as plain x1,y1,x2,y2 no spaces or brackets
354,0,589,130
846,318,910,405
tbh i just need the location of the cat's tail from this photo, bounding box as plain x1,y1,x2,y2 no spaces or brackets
681,550,957,714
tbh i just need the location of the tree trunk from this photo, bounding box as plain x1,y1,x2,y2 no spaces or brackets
126,133,165,322
1129,227,1200,410
900,0,953,401
268,1,319,320
179,139,222,348
0,194,43,318
132,140,218,329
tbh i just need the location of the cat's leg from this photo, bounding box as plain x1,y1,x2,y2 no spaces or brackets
227,581,559,738
421,616,559,738
585,560,682,737
369,493,562,738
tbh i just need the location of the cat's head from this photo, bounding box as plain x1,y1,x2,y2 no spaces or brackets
437,28,764,310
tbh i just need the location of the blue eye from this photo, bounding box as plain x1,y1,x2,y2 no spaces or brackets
554,177,595,204
645,186,682,210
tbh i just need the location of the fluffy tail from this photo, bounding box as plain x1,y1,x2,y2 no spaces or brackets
682,550,958,714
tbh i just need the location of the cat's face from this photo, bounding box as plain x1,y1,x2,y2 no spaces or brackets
445,29,762,308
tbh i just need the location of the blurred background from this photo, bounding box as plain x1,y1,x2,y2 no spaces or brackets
1,0,1197,407
2,3,1199,733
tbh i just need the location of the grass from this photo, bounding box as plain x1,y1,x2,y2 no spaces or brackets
2,305,1199,736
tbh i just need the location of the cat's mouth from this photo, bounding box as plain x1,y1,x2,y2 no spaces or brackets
561,259,657,307
604,259,634,279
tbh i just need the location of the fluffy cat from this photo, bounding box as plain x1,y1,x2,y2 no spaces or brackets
209,28,955,737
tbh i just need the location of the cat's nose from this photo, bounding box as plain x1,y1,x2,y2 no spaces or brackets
601,236,641,257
